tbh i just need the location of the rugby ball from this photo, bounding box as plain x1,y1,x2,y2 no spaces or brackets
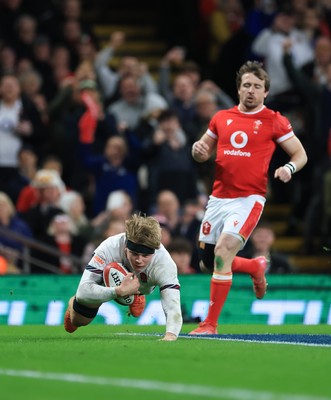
103,262,134,305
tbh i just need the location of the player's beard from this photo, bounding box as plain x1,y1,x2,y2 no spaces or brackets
242,95,260,111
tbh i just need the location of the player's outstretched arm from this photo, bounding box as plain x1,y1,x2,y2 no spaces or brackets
159,288,182,341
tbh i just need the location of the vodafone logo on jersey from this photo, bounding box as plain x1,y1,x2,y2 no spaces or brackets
224,131,251,157
230,131,248,148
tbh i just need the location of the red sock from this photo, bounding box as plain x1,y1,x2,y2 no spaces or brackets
232,256,259,275
204,273,232,327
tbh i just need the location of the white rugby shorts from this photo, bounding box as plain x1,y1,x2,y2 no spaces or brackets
199,195,266,247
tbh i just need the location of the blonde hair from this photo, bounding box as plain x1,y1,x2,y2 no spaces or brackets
0,192,15,217
125,214,161,250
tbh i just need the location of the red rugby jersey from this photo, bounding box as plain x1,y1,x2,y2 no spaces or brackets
208,105,294,198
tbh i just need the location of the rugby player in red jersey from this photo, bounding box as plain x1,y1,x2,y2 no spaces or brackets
189,61,307,335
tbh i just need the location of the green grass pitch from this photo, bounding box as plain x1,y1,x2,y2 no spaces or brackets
1,324,331,400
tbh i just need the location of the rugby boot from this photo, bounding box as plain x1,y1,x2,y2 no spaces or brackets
129,294,146,317
189,321,218,335
251,256,268,299
64,309,77,333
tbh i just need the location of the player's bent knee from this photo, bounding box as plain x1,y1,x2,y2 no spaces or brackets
72,297,100,326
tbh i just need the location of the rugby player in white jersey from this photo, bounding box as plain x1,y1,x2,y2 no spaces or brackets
64,214,182,341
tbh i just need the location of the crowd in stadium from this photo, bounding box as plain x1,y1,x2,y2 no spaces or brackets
0,0,330,275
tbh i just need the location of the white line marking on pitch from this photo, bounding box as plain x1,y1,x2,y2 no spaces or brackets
0,369,329,400
117,332,331,347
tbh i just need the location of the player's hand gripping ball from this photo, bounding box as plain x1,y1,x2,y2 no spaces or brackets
103,262,134,305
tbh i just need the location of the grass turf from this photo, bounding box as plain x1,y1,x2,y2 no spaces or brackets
0,324,330,400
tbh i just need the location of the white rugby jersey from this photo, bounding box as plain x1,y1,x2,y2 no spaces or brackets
87,233,180,294
77,233,182,336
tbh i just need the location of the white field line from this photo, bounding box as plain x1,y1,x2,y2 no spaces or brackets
0,369,329,400
117,332,331,347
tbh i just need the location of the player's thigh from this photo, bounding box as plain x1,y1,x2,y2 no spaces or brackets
223,195,265,242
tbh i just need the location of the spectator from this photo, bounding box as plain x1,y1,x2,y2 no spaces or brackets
76,32,97,65
60,0,83,21
49,45,73,94
251,10,316,204
153,190,181,233
282,41,331,235
102,215,126,237
20,169,65,240
164,73,197,133
18,68,48,124
11,14,38,62
6,143,38,205
23,0,60,42
79,131,141,216
107,75,167,132
173,198,203,272
16,154,66,214
244,0,278,40
91,190,134,235
141,110,199,208
74,73,118,154
158,46,198,100
30,213,87,274
301,36,331,85
186,85,234,144
186,87,232,194
251,10,314,109
207,0,245,71
82,216,126,268
0,191,33,272
94,31,157,104
68,79,141,210
59,190,92,241
0,46,17,76
167,237,196,274
0,73,45,192
31,35,55,101
299,5,330,43
58,0,97,47
238,220,293,273
152,213,173,248
60,18,83,70
46,65,117,189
